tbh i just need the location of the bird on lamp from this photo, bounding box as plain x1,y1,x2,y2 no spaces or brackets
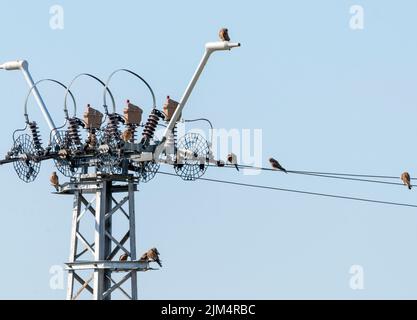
50,171,60,191
401,172,412,190
227,153,239,171
269,157,287,173
141,248,162,267
219,28,230,42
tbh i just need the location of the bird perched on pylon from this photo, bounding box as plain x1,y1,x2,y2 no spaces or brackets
50,172,60,191
141,248,162,267
227,153,239,171
119,253,129,261
86,132,97,149
401,172,412,190
219,28,230,41
269,157,287,173
121,129,133,142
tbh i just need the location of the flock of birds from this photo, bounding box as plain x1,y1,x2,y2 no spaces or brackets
46,27,413,272
220,28,414,190
222,153,413,190
47,152,288,269
48,154,288,190
222,153,287,173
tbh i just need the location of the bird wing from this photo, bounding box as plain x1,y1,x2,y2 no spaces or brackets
224,30,230,41
149,251,157,260
402,172,410,183
50,175,58,185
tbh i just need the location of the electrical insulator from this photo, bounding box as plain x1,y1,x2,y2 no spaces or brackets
162,96,180,122
123,100,143,143
165,124,177,152
86,130,97,149
67,117,84,146
123,100,143,125
124,124,136,142
29,121,42,150
106,113,125,142
83,104,103,130
141,109,165,144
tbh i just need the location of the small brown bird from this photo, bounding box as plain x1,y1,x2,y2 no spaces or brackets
141,247,162,267
227,153,239,171
401,172,412,190
86,132,97,149
119,253,129,261
50,171,60,191
121,129,133,142
219,28,230,42
269,157,287,173
58,149,68,159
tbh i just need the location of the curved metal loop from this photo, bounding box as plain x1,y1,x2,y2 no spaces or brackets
184,118,214,144
12,124,28,143
24,78,77,124
103,68,157,114
48,119,68,145
64,73,116,117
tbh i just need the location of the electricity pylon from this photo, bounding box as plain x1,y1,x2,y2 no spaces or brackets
0,31,241,300
63,173,149,300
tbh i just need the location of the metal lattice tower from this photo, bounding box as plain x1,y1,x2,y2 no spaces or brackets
0,31,240,300
63,173,148,300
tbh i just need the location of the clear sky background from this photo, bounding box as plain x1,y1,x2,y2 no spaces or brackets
1,0,417,299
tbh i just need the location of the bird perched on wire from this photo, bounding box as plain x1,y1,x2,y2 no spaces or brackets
121,129,133,142
269,157,287,173
401,172,412,190
227,153,239,171
219,28,230,41
119,253,129,261
140,248,162,267
50,172,60,191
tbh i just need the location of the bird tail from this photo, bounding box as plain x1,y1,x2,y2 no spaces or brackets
409,184,412,190
156,259,162,268
234,164,239,172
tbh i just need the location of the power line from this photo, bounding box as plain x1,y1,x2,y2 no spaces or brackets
291,172,406,186
157,171,417,209
235,164,411,180
207,164,411,187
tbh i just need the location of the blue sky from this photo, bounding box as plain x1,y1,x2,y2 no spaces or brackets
1,0,417,299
